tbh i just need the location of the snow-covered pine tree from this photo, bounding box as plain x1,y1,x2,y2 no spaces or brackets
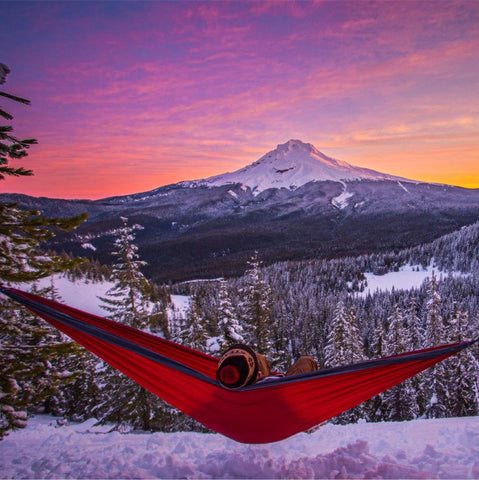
444,305,479,417
404,298,427,413
94,217,168,432
36,282,89,418
382,305,418,421
180,292,209,353
364,316,387,422
98,217,150,329
0,65,86,438
405,299,423,351
423,272,448,418
0,62,35,180
239,252,275,356
324,301,364,367
212,279,244,353
324,301,365,424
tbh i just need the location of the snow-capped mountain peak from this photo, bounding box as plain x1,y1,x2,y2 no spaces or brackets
201,139,404,193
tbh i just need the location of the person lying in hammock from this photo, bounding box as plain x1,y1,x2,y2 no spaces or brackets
216,344,318,389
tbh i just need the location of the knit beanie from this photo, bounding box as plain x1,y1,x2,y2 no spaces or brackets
216,344,259,389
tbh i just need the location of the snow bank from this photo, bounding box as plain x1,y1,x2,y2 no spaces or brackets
1,415,479,479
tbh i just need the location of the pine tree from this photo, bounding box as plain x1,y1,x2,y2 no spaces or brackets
95,217,167,432
324,301,365,423
445,306,479,417
0,63,35,180
364,316,387,422
423,273,448,418
98,217,150,329
239,252,274,355
0,65,86,438
180,292,209,353
324,301,363,367
383,305,418,421
404,298,427,413
214,279,244,352
405,299,423,351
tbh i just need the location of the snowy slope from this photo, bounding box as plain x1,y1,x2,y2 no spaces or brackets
201,139,407,194
1,415,479,479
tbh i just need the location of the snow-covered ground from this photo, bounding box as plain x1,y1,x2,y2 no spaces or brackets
360,264,468,296
1,415,479,479
5,271,478,478
28,275,190,318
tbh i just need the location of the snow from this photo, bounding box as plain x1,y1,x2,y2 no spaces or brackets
1,415,479,478
5,274,479,478
332,182,354,210
200,139,408,194
30,275,116,316
14,275,190,320
170,294,190,317
227,189,239,199
360,264,468,296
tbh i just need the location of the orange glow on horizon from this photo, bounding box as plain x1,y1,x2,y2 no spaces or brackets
1,1,478,199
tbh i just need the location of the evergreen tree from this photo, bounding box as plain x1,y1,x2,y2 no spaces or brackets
98,218,150,329
405,299,423,350
383,305,418,421
364,317,387,422
404,298,427,413
324,301,365,423
239,252,274,354
445,306,479,417
324,301,363,367
423,273,448,418
0,63,35,179
214,279,244,352
95,218,167,431
180,292,209,353
0,65,86,438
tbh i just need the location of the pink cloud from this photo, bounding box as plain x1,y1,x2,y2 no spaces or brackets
2,1,478,197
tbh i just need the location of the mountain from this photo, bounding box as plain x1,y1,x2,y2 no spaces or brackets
196,139,405,193
2,140,479,282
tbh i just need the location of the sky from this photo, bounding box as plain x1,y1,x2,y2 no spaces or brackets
1,0,478,199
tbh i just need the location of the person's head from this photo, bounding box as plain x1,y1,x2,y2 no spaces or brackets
216,344,259,389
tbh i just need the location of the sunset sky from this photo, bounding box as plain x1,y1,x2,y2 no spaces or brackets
1,0,478,199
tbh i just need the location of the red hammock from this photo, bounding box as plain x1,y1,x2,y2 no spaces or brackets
1,286,476,444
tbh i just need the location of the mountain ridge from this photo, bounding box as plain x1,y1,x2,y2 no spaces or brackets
190,139,410,194
1,140,479,282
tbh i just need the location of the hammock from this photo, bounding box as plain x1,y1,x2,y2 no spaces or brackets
1,285,476,444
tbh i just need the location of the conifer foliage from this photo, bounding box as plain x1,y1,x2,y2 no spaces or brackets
383,305,418,421
423,273,449,418
324,301,365,423
239,252,274,354
215,279,244,351
98,217,150,329
95,218,172,432
0,65,86,438
0,63,35,180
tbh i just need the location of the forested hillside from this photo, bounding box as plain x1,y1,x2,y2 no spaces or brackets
3,220,478,436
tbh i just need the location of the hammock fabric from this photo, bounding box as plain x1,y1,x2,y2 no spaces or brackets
1,285,476,444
